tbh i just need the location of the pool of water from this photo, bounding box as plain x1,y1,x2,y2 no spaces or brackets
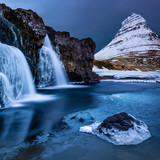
0,81,160,160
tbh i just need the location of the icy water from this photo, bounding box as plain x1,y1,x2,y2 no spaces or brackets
0,81,160,160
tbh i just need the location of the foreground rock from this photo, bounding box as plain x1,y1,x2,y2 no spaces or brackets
80,112,151,145
94,13,160,71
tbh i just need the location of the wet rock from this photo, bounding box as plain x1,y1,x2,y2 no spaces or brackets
0,15,20,47
80,112,151,145
98,112,139,132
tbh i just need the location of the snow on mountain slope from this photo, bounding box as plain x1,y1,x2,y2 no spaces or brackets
95,13,160,60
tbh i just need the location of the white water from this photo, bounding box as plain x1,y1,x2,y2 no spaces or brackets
0,72,13,107
0,42,36,101
38,35,67,87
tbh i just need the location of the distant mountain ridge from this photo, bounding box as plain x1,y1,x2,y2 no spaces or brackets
94,13,160,71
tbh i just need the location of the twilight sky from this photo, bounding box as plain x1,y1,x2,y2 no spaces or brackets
1,0,160,52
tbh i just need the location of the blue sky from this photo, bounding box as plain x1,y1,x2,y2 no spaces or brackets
1,0,160,52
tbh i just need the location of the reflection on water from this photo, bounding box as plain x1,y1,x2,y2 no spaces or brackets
0,82,160,160
0,108,33,146
0,86,97,144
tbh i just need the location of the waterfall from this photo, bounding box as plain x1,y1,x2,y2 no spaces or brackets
38,35,68,87
0,42,36,103
0,72,13,107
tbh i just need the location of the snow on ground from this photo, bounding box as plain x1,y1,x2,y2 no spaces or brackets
93,66,160,83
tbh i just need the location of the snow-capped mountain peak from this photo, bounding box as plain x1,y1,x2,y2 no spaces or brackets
95,13,160,60
121,13,146,29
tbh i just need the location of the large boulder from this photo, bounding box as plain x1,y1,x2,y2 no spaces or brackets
80,112,151,145
98,112,138,132
46,26,99,84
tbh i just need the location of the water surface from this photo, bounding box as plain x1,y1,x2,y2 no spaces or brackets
0,81,160,160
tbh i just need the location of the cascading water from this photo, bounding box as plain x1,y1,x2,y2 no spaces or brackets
0,72,13,107
0,42,36,106
38,35,68,87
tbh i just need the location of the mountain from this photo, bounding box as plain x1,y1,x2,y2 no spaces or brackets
94,13,160,71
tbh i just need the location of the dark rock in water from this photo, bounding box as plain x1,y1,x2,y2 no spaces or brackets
80,112,151,145
0,3,47,82
98,112,139,132
46,26,99,84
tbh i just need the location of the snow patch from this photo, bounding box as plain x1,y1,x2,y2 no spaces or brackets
93,66,160,83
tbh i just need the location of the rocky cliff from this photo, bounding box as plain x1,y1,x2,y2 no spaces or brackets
47,26,99,83
94,13,160,71
0,3,99,85
0,3,47,81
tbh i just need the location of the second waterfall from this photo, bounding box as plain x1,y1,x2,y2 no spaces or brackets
38,35,68,87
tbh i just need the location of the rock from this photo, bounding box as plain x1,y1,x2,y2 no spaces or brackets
80,112,151,145
94,51,160,71
94,59,136,71
95,13,160,71
0,3,47,47
97,112,139,132
0,3,47,82
46,26,99,84
0,14,20,48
